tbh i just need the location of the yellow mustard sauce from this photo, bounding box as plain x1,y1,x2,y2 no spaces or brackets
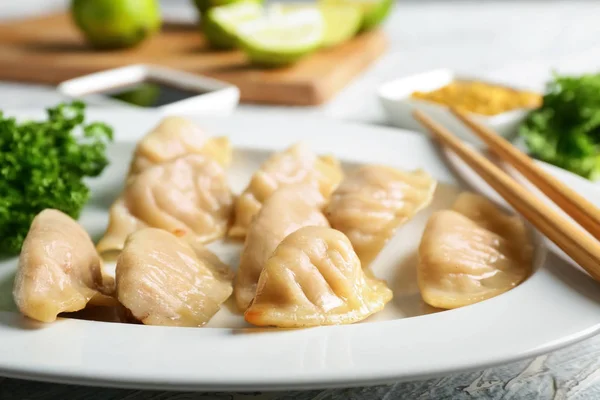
411,80,542,116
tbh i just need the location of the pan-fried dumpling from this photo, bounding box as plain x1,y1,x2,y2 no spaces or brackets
129,116,231,175
116,228,234,327
418,193,533,309
245,226,392,327
96,154,233,256
234,185,330,311
96,198,146,259
451,192,529,240
326,165,436,266
13,209,106,322
229,142,343,238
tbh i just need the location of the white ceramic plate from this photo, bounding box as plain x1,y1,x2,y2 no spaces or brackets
0,109,599,391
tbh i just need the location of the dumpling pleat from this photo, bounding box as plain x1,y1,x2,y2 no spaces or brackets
326,165,437,267
116,228,233,327
97,154,233,257
418,193,533,309
13,210,106,323
245,226,392,328
233,185,330,311
229,142,343,238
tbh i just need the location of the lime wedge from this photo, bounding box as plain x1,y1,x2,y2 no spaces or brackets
203,0,263,49
237,10,324,67
270,3,362,48
321,0,393,31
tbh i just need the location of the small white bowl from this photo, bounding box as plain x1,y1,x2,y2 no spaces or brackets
378,69,537,146
57,64,240,116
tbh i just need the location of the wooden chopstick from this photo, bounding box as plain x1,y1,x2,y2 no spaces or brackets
413,110,600,282
450,107,600,242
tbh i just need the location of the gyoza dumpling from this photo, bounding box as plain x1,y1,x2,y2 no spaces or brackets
96,154,233,256
418,193,533,309
245,226,392,327
234,185,330,311
451,192,529,240
116,228,233,327
129,116,231,175
229,142,343,238
96,198,146,259
13,209,106,322
326,165,436,266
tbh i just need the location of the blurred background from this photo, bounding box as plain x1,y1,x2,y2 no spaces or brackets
1,0,599,124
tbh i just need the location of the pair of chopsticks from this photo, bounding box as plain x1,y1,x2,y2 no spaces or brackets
413,109,600,282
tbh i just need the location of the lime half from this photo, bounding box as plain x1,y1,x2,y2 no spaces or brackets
203,0,263,49
322,0,393,31
270,3,361,48
237,10,324,67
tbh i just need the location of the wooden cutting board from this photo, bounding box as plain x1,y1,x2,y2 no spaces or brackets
0,13,387,106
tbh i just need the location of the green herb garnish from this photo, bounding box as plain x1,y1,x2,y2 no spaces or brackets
0,101,113,256
520,72,600,180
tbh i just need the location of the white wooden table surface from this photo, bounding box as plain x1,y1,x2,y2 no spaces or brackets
2,1,600,398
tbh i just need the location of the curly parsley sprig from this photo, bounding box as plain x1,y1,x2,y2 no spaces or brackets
520,72,600,180
0,101,113,255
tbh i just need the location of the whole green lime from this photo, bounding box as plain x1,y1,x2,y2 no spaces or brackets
71,0,162,49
